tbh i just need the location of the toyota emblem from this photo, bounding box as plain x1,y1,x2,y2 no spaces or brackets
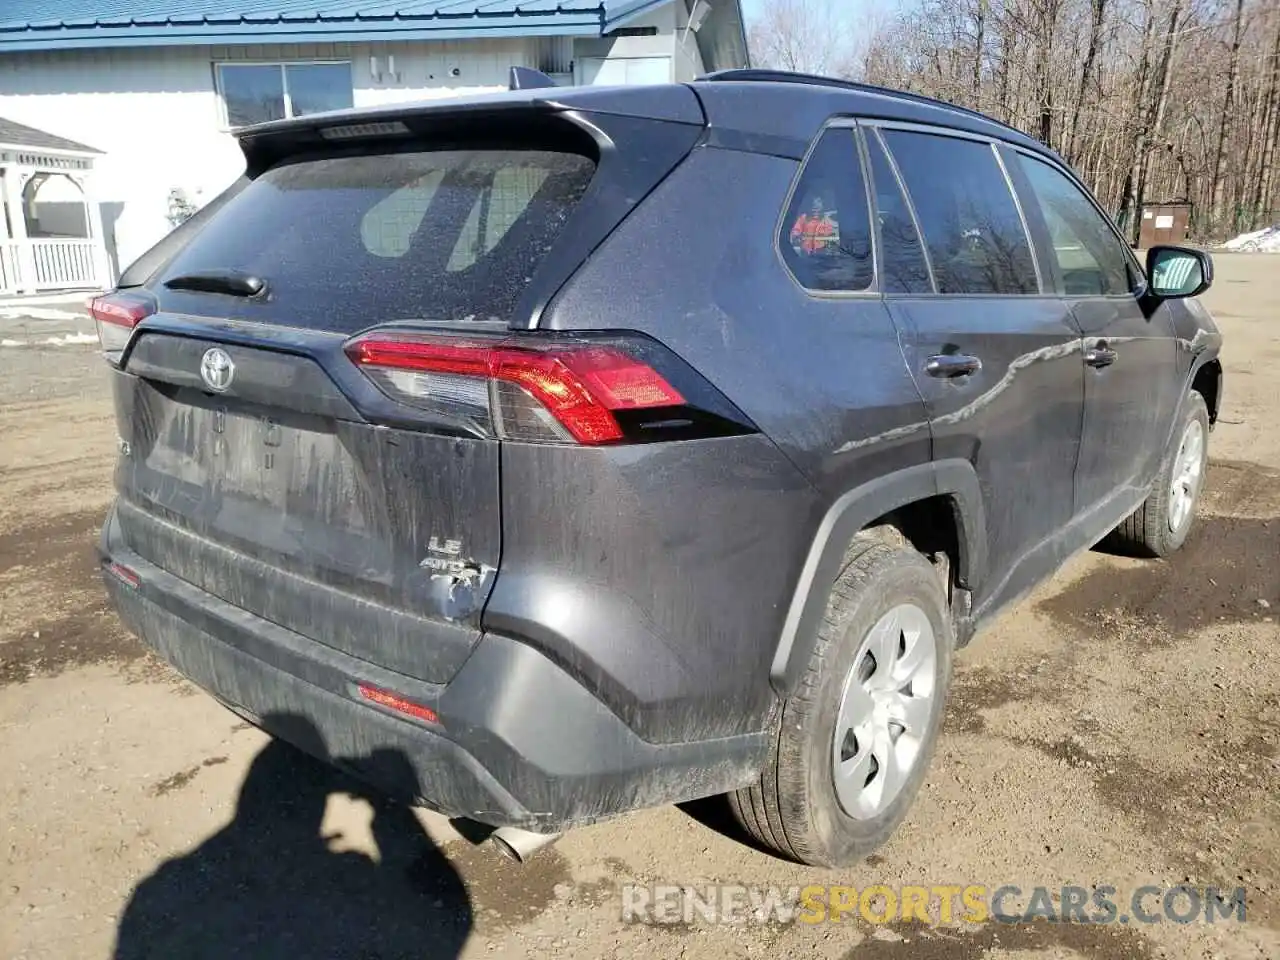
200,347,235,393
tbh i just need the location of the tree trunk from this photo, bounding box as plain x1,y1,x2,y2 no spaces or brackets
1117,0,1157,240
1210,0,1246,233
1035,0,1062,146
1248,14,1280,227
996,24,1012,119
1069,0,1109,162
973,0,986,104
1137,0,1183,209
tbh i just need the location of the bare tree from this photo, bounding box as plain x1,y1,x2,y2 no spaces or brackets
1209,0,1248,229
747,0,860,77
750,0,1279,239
1247,14,1280,227
973,0,987,101
1135,0,1184,238
1067,0,1110,160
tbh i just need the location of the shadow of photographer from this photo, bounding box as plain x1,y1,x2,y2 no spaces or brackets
113,713,473,960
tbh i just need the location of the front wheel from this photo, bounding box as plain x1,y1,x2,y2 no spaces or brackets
730,535,953,866
1109,391,1210,557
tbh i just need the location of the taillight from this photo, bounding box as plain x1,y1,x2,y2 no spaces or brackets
345,332,691,445
88,291,156,363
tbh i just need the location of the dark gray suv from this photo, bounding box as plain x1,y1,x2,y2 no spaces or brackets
95,70,1223,866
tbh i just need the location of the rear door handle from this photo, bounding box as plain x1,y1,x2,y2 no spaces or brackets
1084,343,1118,368
925,354,982,379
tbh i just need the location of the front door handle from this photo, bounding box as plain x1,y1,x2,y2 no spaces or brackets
925,354,982,379
1084,342,1118,368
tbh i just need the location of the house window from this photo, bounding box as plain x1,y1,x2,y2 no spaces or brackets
216,62,353,128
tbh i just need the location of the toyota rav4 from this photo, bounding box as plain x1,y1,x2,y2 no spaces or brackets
96,69,1223,866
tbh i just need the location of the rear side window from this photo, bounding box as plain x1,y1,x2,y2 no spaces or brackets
865,129,932,294
881,130,1038,295
780,129,873,292
1016,154,1134,296
157,148,595,331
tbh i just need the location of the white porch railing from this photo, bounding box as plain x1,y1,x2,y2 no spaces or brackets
1,238,103,294
30,238,100,290
0,240,20,295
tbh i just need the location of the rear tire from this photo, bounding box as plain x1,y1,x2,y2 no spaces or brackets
1108,392,1209,558
730,535,953,866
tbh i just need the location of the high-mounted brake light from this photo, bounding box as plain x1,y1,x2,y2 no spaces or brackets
89,291,156,361
345,333,686,445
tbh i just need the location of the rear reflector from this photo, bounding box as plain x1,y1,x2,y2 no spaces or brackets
106,561,141,589
357,683,439,725
88,291,156,361
346,333,685,445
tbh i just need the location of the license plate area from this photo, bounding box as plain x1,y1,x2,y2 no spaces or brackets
136,388,371,533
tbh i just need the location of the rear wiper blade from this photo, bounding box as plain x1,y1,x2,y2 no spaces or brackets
164,270,266,298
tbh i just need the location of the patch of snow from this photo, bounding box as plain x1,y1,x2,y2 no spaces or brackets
0,332,99,347
0,307,86,321
1222,224,1280,252
41,332,99,346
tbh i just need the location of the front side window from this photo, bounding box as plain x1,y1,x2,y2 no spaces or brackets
780,129,873,292
1016,154,1134,296
882,130,1038,295
218,62,353,128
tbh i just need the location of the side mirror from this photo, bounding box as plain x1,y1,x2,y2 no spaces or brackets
1146,245,1213,299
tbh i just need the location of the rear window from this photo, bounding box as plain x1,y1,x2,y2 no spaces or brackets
780,129,874,293
156,148,596,331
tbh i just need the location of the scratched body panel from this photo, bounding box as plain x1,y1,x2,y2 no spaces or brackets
488,434,818,744
544,147,932,502
1070,296,1180,512
888,296,1085,617
112,341,497,683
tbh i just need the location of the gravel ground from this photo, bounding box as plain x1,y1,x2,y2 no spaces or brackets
1,257,1277,959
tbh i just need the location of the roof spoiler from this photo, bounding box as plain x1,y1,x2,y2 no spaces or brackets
509,66,557,91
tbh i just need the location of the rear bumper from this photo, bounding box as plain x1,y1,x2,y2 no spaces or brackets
100,508,766,830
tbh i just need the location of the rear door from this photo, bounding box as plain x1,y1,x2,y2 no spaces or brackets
870,125,1085,616
111,140,601,683
1007,149,1180,524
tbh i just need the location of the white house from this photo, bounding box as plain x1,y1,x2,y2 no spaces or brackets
0,0,747,294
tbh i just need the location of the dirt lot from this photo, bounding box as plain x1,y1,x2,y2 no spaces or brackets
1,257,1277,960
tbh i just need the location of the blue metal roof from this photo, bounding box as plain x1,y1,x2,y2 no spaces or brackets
0,0,678,50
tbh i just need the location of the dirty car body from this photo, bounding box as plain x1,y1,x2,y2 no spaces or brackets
97,72,1223,849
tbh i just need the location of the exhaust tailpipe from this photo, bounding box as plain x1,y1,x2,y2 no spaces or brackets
489,826,562,863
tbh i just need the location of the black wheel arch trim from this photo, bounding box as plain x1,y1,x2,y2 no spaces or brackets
1159,351,1221,457
769,459,986,695
1188,352,1222,423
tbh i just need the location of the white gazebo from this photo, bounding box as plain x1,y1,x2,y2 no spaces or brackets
0,117,111,296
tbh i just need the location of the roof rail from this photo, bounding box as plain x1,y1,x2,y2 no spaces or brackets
698,68,1029,141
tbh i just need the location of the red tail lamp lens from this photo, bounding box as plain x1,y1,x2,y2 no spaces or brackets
345,334,685,445
107,561,141,588
357,683,439,725
89,292,156,359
